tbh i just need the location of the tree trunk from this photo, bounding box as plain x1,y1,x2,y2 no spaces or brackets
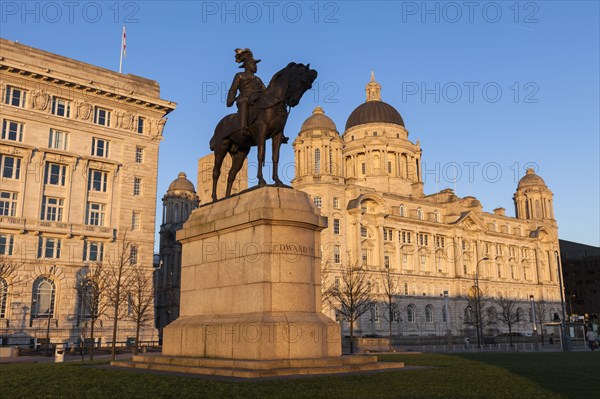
111,304,119,360
508,325,513,347
89,319,95,361
349,318,354,354
134,318,140,355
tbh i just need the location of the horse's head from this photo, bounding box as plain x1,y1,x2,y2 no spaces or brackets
270,62,318,108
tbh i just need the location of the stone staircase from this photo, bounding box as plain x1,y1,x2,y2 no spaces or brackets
112,355,405,378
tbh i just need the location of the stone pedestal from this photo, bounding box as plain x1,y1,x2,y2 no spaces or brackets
114,187,403,377
162,186,339,359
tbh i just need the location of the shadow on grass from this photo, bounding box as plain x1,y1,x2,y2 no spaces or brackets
450,352,599,399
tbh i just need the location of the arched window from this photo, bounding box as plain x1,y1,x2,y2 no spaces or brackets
416,208,423,220
516,307,523,323
487,307,497,324
0,278,8,318
525,200,530,219
407,305,415,323
314,148,321,174
32,277,56,318
78,279,97,322
399,205,406,217
464,306,474,323
425,305,433,323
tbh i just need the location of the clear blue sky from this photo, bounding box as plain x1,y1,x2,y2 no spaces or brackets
3,1,598,247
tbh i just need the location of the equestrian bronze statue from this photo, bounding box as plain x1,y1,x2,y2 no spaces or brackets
209,49,317,202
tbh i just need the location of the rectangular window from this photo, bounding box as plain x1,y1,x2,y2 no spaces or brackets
333,245,340,263
403,253,408,265
133,177,142,196
41,196,64,221
361,226,368,238
401,231,412,244
131,211,141,230
137,116,145,134
2,119,24,142
130,245,138,265
86,202,106,226
419,233,429,246
91,137,110,158
333,219,340,235
387,161,392,174
463,264,468,275
83,241,104,262
44,163,67,186
0,234,15,255
38,237,61,259
4,85,27,107
384,228,393,241
384,255,390,269
462,240,467,251
362,249,368,264
313,196,322,208
135,146,144,163
361,163,366,174
48,129,68,150
421,254,427,266
435,236,445,248
51,97,71,118
0,191,18,216
332,197,339,209
88,170,108,192
404,283,409,295
0,155,21,179
93,107,111,126
496,244,503,256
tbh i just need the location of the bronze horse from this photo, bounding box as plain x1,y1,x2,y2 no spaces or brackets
209,62,317,201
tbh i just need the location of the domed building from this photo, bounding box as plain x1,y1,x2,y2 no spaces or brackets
155,172,199,339
292,74,562,341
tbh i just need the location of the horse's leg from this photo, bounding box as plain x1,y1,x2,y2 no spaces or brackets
271,132,284,186
212,142,228,201
226,148,247,197
256,125,267,187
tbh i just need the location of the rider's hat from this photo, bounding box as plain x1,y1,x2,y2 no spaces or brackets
235,48,261,67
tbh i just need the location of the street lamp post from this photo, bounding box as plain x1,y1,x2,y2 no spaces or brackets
474,257,490,348
530,295,537,333
45,265,57,357
555,250,571,351
569,294,576,321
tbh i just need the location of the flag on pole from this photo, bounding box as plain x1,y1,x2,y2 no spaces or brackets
122,25,127,57
119,25,126,73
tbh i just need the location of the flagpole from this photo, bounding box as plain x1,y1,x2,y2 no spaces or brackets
119,25,125,73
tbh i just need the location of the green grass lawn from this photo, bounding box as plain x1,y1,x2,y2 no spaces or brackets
0,352,597,399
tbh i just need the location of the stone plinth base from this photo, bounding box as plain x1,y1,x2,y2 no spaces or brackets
112,355,405,378
163,312,340,360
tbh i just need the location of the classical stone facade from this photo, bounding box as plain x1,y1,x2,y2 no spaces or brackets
0,39,175,346
292,74,563,339
155,172,199,339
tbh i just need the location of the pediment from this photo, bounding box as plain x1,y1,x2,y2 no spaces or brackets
451,211,487,231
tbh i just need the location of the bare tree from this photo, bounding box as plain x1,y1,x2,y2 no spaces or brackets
323,259,374,354
129,265,155,355
103,233,136,361
535,301,550,345
76,262,110,361
0,254,24,289
496,294,521,347
463,286,491,347
380,267,401,343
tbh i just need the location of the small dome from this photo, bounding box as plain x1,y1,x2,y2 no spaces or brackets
300,106,337,133
518,168,547,188
345,72,404,130
345,101,405,130
167,172,196,193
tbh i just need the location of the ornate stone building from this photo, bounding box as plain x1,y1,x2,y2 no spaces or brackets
0,39,175,346
292,74,563,338
155,172,199,339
